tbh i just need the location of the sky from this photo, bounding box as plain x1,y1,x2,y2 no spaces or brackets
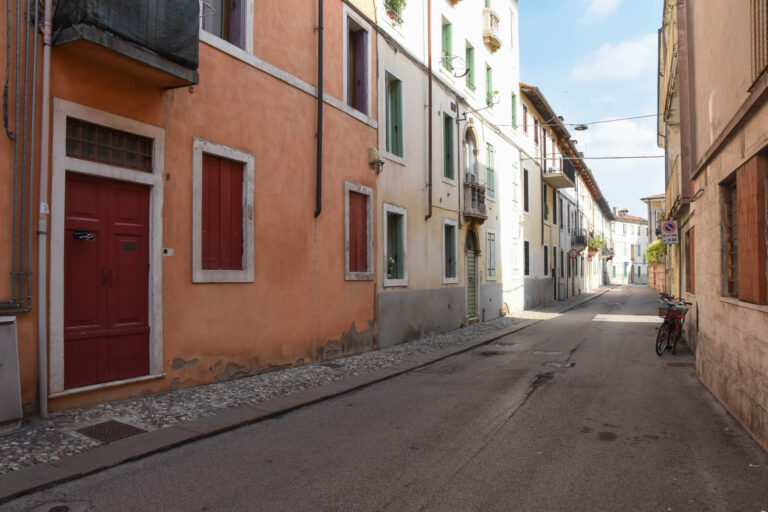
518,0,665,218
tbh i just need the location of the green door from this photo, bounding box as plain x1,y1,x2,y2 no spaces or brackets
466,233,477,317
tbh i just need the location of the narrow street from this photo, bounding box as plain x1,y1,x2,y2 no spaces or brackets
4,286,768,512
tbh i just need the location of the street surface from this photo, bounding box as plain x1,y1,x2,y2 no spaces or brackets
5,286,768,511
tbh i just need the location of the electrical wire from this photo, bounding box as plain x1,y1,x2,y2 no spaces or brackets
495,113,658,128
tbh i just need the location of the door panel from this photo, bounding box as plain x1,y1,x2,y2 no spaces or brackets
64,173,150,389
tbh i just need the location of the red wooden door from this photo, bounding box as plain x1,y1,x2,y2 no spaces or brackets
64,174,150,388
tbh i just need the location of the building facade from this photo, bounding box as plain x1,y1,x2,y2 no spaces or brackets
609,210,649,285
658,0,768,451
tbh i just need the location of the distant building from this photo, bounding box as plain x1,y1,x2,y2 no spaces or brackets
609,210,649,285
640,193,666,243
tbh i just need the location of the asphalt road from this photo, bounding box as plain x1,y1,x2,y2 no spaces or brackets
6,286,768,512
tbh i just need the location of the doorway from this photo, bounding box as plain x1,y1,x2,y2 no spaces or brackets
465,231,478,318
64,173,150,388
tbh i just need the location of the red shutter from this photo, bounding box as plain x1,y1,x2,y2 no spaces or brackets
349,192,368,272
202,154,244,270
737,155,767,304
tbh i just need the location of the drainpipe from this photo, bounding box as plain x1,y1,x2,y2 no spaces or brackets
36,0,52,417
456,95,461,228
425,0,432,221
314,0,323,218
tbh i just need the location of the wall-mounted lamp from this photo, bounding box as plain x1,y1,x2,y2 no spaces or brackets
368,147,385,174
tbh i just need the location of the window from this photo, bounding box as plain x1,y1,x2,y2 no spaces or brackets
192,138,254,283
511,93,518,129
559,199,564,229
637,266,642,277
552,246,557,278
544,244,549,276
345,14,370,114
443,112,455,180
66,117,153,172
385,72,403,157
441,21,453,71
486,143,495,198
523,168,529,212
465,45,475,91
723,177,738,297
384,204,407,286
623,265,627,277
622,224,626,234
560,250,564,278
552,191,557,225
524,240,530,276
534,119,539,144
613,266,616,277
486,230,497,281
523,105,528,133
345,182,373,280
202,0,247,50
685,228,695,294
485,64,494,106
750,0,768,83
443,220,458,283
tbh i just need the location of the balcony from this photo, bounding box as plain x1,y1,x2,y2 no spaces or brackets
542,158,576,189
463,174,488,223
571,230,588,251
53,0,199,88
482,9,502,53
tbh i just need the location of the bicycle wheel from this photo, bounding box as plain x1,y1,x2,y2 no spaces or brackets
671,323,679,354
656,322,670,356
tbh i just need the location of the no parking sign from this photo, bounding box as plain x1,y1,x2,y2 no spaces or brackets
661,220,679,244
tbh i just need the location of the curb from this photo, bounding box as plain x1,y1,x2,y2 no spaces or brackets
0,289,609,504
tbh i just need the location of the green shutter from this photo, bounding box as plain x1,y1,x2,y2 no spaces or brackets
485,65,493,105
486,143,495,197
385,75,392,153
443,114,454,179
386,76,403,157
465,46,475,90
442,23,452,70
511,93,517,129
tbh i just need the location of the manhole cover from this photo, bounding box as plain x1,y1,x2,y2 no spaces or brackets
478,350,504,357
533,350,562,355
544,361,575,368
662,361,695,368
76,420,146,444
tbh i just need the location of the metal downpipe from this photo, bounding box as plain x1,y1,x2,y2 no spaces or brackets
37,0,53,417
425,0,432,221
314,0,323,218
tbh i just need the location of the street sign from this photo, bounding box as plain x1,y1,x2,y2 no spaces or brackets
658,253,666,262
661,220,679,244
624,261,629,267
568,249,578,259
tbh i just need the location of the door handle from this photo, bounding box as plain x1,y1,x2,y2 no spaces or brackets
109,269,114,287
73,231,95,240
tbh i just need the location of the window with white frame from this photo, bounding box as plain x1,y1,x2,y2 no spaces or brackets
384,203,407,286
486,230,497,280
344,9,371,115
443,111,456,181
443,219,458,283
201,0,253,53
345,181,373,280
192,138,255,283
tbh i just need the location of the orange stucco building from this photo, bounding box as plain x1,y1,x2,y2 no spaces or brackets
1,0,380,414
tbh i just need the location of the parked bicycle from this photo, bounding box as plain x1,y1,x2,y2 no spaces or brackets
656,293,692,356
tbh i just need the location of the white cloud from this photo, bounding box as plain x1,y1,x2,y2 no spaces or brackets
582,0,623,22
577,118,665,216
570,33,657,81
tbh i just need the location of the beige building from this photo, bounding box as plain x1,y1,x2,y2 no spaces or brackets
659,0,768,451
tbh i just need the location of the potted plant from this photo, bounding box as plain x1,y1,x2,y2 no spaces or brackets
385,0,406,23
587,233,606,254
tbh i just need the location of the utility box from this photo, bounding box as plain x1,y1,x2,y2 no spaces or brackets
0,316,22,431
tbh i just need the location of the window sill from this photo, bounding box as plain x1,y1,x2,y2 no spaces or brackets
383,151,406,167
383,277,408,288
720,296,768,313
441,176,457,187
443,276,459,285
346,271,374,281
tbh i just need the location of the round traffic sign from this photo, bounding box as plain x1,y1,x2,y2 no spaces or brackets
662,221,677,234
568,249,578,259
